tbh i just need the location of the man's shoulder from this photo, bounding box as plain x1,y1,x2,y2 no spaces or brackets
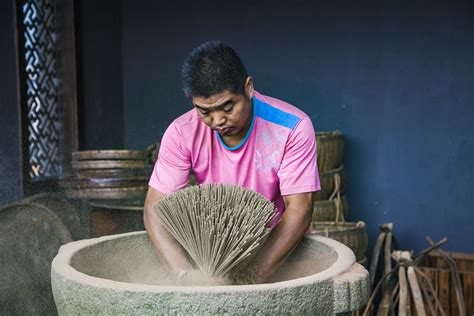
254,91,308,119
171,108,202,129
254,91,309,131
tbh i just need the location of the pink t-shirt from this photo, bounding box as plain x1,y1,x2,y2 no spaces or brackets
149,91,320,226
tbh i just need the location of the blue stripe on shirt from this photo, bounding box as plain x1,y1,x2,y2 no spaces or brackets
216,95,300,151
254,96,300,130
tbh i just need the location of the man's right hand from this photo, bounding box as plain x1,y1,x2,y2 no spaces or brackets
173,269,230,286
143,187,195,274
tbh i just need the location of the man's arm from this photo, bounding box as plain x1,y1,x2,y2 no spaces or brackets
143,186,194,273
244,115,319,284
249,192,313,284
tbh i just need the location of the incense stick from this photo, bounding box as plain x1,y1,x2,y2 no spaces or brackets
154,184,276,278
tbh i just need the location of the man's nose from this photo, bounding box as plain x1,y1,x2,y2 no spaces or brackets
212,112,226,126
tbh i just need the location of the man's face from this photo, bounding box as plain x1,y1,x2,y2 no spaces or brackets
192,78,254,141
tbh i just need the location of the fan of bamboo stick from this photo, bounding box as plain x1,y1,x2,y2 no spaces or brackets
154,184,276,278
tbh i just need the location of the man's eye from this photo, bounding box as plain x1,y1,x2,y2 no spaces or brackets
223,105,233,113
199,110,209,116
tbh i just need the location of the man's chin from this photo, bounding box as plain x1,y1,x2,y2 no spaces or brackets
217,128,235,136
218,132,231,138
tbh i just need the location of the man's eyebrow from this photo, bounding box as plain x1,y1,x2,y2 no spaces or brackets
194,100,233,111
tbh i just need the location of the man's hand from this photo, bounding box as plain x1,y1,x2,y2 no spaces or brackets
145,186,313,285
143,187,195,274
245,192,313,284
173,269,230,286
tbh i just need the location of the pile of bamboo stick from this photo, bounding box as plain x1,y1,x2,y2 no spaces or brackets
154,184,276,278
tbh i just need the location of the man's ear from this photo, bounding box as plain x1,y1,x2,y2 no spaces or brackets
245,76,254,99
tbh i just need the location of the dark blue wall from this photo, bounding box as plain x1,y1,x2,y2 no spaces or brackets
0,0,472,252
122,0,474,252
78,0,124,149
120,1,474,253
0,0,23,205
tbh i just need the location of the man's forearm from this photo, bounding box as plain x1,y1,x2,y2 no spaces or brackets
251,204,312,283
143,190,194,273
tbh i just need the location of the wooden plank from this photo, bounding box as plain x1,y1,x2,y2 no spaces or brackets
433,267,440,316
428,268,439,316
423,267,447,315
463,273,474,315
419,268,434,316
429,251,474,265
407,266,426,316
399,266,409,316
425,268,435,316
437,256,448,270
425,251,474,274
450,276,459,316
419,271,436,316
455,255,474,275
417,267,447,316
437,269,450,314
423,268,438,316
449,266,466,315
418,266,474,315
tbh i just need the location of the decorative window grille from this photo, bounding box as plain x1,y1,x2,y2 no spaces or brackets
22,0,62,179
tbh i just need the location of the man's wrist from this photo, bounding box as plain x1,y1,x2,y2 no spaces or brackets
176,270,188,279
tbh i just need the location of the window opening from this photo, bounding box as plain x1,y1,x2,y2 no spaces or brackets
22,0,62,179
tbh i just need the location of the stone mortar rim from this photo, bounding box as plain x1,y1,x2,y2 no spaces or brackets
52,231,356,293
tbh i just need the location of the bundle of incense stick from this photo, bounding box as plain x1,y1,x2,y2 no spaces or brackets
154,184,276,278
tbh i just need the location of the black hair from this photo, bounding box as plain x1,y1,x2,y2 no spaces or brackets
181,41,248,99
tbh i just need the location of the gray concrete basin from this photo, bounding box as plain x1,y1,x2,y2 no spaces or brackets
51,231,369,315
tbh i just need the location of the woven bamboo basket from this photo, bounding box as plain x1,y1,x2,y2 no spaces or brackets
71,160,150,170
316,131,344,173
74,167,153,179
312,195,349,222
314,165,347,201
72,150,147,161
145,142,161,164
312,221,368,261
61,185,148,200
71,150,153,178
65,150,152,202
59,177,148,189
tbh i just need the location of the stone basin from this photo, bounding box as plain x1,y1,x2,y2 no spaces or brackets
51,231,369,315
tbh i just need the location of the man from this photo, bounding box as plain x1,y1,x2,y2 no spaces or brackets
144,41,320,284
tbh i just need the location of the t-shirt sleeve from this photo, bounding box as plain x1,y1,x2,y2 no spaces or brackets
148,121,191,194
278,116,321,196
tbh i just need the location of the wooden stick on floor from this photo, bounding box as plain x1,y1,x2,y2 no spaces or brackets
398,265,408,316
407,266,426,316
